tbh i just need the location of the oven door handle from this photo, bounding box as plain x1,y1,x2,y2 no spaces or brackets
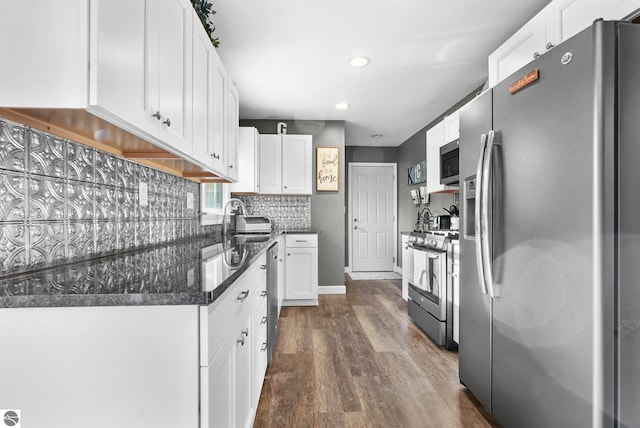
475,133,489,295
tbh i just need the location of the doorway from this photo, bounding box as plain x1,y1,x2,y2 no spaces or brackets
348,163,397,272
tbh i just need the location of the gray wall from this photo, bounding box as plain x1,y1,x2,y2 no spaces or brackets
239,119,346,288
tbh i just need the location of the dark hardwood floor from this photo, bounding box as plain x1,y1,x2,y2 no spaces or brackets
254,275,498,428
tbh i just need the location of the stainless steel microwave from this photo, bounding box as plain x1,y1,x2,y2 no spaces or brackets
440,139,459,185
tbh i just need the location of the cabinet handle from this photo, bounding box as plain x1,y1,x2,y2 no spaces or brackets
295,240,307,243
261,316,268,325
241,328,249,337
260,342,268,352
162,118,171,127
533,51,540,59
261,290,267,297
152,111,162,120
237,337,245,346
237,290,250,302
260,264,267,270
546,42,554,50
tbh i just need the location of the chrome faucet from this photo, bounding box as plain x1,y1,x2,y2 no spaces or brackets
222,198,248,236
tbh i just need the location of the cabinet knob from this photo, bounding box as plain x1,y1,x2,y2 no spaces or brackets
261,316,268,325
260,342,268,352
162,118,171,127
228,164,233,169
260,290,267,297
353,225,358,230
533,51,540,59
152,111,162,120
237,338,245,346
546,42,554,50
241,328,249,337
260,264,267,270
287,253,291,256
284,186,287,189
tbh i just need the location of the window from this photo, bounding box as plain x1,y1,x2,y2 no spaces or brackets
201,183,229,224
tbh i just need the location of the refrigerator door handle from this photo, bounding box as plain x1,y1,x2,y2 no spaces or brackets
474,133,489,295
481,130,501,298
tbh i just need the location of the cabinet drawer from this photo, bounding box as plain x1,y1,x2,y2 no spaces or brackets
285,234,317,248
200,253,266,366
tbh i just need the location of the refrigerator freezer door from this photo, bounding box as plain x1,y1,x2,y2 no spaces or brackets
458,89,494,412
490,25,596,427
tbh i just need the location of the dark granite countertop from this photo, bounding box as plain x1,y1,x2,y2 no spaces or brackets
0,233,279,308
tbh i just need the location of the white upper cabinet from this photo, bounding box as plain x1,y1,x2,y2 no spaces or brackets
153,0,193,154
426,121,458,194
0,0,239,181
258,134,312,195
443,109,461,143
89,0,155,136
191,10,214,169
488,9,547,88
229,127,260,194
210,49,228,174
226,83,240,182
489,0,640,87
547,0,640,43
258,135,283,194
282,135,313,194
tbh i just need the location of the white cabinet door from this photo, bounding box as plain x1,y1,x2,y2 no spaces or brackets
547,0,640,44
191,14,214,169
235,310,254,428
282,135,313,194
230,127,260,193
226,82,240,181
203,337,234,428
401,235,413,301
488,9,546,88
211,49,228,174
258,135,283,194
251,298,268,409
89,0,156,136
277,235,286,315
0,0,88,108
285,247,318,301
155,0,193,154
443,110,460,143
426,121,444,194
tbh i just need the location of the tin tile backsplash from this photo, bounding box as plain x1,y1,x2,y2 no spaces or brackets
235,195,311,231
0,119,216,274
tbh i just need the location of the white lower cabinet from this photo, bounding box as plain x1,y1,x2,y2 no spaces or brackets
401,234,412,301
200,253,269,428
283,234,318,306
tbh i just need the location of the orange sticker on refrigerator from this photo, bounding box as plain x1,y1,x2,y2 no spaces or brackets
509,69,539,94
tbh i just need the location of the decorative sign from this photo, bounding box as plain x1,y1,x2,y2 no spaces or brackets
316,147,339,191
407,160,426,185
509,69,539,94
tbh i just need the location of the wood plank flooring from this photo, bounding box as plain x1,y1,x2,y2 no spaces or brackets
254,276,499,428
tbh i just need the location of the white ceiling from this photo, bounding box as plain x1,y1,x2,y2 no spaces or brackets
213,0,549,147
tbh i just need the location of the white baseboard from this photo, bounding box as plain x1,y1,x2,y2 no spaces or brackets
319,285,346,295
394,265,403,274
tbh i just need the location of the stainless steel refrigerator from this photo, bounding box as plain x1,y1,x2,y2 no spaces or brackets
459,20,640,428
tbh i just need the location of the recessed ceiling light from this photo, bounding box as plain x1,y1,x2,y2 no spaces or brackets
335,103,349,110
350,56,370,68
371,134,383,138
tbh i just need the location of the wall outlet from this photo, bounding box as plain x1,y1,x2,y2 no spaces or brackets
186,192,194,209
139,182,148,206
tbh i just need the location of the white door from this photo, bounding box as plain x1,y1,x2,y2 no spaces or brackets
351,165,395,272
